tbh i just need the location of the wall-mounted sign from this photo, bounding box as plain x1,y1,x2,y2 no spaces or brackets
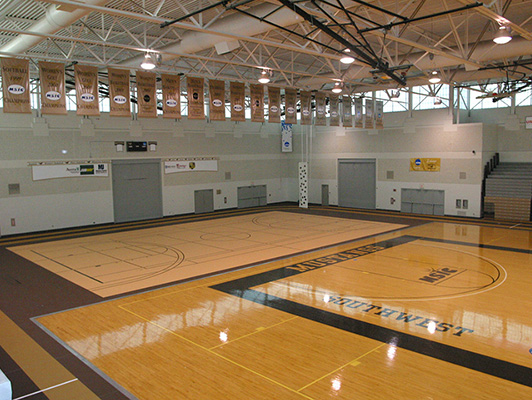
32,163,109,181
164,158,218,173
526,116,532,129
410,158,441,172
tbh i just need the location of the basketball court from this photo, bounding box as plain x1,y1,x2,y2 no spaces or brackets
6,210,530,399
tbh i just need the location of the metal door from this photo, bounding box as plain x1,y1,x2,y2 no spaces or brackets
194,189,214,214
112,159,163,223
338,159,376,209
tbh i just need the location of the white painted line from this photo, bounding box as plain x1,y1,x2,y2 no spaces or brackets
13,378,78,400
509,223,521,229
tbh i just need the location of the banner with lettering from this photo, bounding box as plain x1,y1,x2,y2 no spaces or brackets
230,81,245,122
164,158,218,174
281,122,292,152
208,79,226,121
300,90,312,125
250,83,264,123
39,61,67,115
161,74,181,119
136,71,157,118
410,158,441,172
315,92,326,126
354,97,363,128
1,57,31,113
284,88,297,124
329,94,340,126
268,86,281,123
187,77,205,120
365,98,374,129
342,95,352,127
375,100,384,129
74,64,99,116
108,68,131,117
32,163,109,181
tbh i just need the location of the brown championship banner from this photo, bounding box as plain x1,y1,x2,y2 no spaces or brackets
329,94,340,126
365,98,374,129
161,74,181,119
343,95,352,127
230,81,245,122
375,100,384,129
108,68,131,117
209,79,226,121
187,77,205,120
136,71,157,118
284,88,297,124
250,83,264,123
315,92,326,126
354,97,363,128
74,64,99,116
410,158,441,172
300,90,312,125
268,86,281,123
1,57,31,113
39,61,67,115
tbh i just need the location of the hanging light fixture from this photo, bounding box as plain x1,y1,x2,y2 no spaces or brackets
258,69,272,84
340,48,355,64
332,81,343,94
493,25,512,44
140,53,156,70
428,70,441,84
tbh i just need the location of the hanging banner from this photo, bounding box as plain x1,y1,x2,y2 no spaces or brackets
136,71,157,118
268,86,281,123
208,79,226,121
164,158,218,173
300,90,312,125
32,163,109,181
161,74,181,119
187,77,205,120
343,95,353,127
108,68,131,117
375,100,384,129
281,122,293,152
315,92,326,126
39,61,67,115
230,81,245,122
329,94,340,126
410,158,441,172
365,98,374,129
284,88,297,124
1,57,31,114
354,97,363,128
250,84,264,123
74,64,99,116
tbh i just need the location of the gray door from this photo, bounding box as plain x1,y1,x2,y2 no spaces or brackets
237,185,267,208
112,159,163,223
321,184,329,206
338,159,376,209
194,189,214,214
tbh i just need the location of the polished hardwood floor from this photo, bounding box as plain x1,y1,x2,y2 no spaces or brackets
11,208,530,399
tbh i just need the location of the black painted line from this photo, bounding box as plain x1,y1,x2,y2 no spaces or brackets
210,233,532,388
411,235,532,254
214,287,532,388
211,236,419,293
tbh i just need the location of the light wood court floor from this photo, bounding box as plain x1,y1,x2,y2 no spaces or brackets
35,216,532,399
9,211,405,297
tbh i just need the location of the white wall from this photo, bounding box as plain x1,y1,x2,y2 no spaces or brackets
303,110,485,217
0,111,294,235
1,105,521,235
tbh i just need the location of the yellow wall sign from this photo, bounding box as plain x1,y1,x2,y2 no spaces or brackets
410,158,441,172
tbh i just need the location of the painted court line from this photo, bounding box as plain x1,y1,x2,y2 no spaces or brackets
13,378,78,400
